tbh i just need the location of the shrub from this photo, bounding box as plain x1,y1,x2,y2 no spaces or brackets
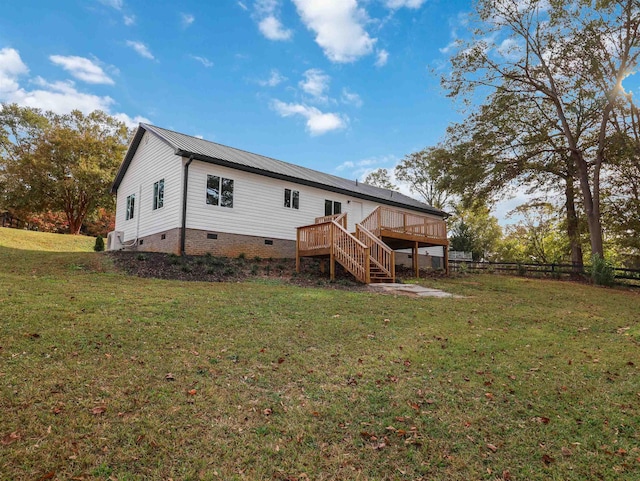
93,235,105,252
250,264,259,276
136,253,147,261
181,264,193,273
591,254,615,287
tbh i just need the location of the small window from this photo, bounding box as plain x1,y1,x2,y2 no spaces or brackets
207,233,218,239
139,239,144,245
126,194,135,220
265,239,273,245
324,200,341,216
207,175,234,208
161,234,166,240
153,179,164,210
284,189,300,209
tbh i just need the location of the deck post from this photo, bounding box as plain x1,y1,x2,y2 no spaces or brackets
413,242,419,279
365,247,371,284
444,243,449,275
330,223,335,281
296,228,300,273
391,251,396,283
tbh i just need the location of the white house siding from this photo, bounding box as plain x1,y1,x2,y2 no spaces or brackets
184,160,423,240
114,132,183,242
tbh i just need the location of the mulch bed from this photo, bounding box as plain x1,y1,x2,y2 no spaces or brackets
107,251,370,291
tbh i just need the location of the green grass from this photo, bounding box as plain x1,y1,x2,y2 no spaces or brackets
0,226,95,252
1,229,640,480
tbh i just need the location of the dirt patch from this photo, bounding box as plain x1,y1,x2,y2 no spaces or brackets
107,251,370,291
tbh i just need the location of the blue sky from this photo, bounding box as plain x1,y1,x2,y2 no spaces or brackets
1,1,637,223
0,1,466,175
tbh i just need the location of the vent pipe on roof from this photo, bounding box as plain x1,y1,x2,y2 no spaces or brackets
180,154,195,256
355,179,358,186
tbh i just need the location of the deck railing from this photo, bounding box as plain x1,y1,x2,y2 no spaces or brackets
356,224,394,280
315,212,347,229
297,218,370,283
360,206,447,241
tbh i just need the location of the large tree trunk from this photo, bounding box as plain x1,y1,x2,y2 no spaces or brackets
572,151,604,257
564,175,583,271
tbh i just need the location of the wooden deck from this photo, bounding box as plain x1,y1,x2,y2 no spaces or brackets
296,207,449,283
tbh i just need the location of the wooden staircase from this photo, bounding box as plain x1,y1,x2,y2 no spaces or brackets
296,206,449,284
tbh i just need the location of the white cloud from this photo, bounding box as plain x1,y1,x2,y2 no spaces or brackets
0,47,29,94
341,88,362,107
439,40,458,54
258,69,287,87
123,14,135,26
258,15,293,40
299,68,330,99
254,0,293,41
112,112,151,129
271,99,346,135
238,2,248,11
126,40,155,60
98,0,123,10
190,55,213,68
291,0,376,63
10,77,115,114
384,0,426,9
0,47,147,128
375,49,389,67
497,38,522,60
49,55,114,85
181,13,195,28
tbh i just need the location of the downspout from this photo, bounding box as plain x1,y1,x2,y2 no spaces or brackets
180,155,195,256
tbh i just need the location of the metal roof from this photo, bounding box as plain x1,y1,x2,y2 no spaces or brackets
112,123,447,217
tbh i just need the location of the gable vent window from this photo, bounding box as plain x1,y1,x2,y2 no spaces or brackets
126,194,136,220
324,200,342,216
265,239,273,245
284,189,299,209
153,179,164,210
206,175,234,208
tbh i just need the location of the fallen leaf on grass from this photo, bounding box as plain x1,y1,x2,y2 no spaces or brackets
533,416,550,424
1,431,20,445
263,408,272,416
561,446,573,457
187,389,197,396
502,470,512,480
91,405,106,415
165,373,175,381
36,472,55,481
542,454,555,465
487,443,498,453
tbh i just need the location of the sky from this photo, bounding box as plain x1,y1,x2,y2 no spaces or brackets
1,1,637,224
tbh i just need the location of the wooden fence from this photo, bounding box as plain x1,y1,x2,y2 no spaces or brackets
449,260,640,287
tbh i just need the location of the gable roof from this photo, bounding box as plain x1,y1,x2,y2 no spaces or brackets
112,123,447,217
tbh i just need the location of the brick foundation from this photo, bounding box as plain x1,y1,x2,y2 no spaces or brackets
184,229,295,258
129,228,295,258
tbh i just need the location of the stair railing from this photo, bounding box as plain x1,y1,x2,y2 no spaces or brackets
355,224,394,281
330,220,370,284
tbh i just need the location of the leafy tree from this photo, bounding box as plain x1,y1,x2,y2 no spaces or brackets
0,105,130,234
362,168,398,190
449,202,502,260
395,148,452,210
442,0,640,258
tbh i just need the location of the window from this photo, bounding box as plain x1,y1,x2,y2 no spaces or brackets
324,200,342,216
126,194,135,220
284,189,299,209
206,175,234,208
153,179,164,210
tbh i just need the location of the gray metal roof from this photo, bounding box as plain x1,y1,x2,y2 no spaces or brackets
112,123,447,217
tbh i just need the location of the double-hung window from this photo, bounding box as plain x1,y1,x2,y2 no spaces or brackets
284,188,299,209
126,194,135,220
324,199,342,216
153,179,164,210
206,175,234,208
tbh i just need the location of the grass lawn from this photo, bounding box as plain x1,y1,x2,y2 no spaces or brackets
1,228,639,480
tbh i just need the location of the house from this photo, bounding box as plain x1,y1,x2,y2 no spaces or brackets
109,123,449,282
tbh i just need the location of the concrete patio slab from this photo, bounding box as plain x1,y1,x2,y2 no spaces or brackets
368,283,463,298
